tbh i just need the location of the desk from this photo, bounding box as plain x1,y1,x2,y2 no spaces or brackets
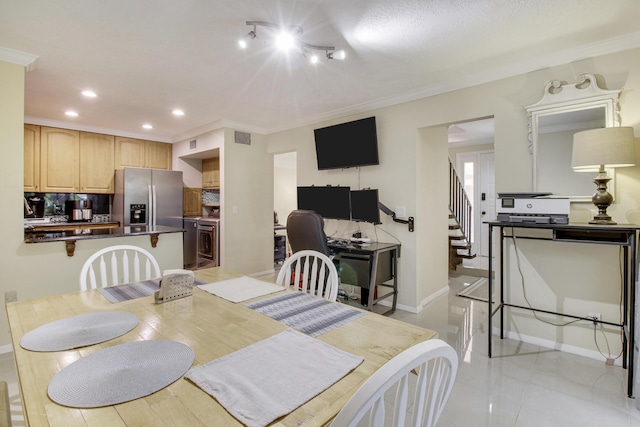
6,267,435,427
487,221,638,397
329,242,401,315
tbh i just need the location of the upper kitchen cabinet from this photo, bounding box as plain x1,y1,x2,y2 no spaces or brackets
183,187,202,216
146,140,172,170
40,127,80,193
202,157,220,188
115,137,172,170
79,132,115,194
24,124,40,192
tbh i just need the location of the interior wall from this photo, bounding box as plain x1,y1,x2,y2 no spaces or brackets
265,46,640,358
0,60,25,349
274,152,297,225
172,128,224,188
417,125,450,306
221,129,273,274
448,143,495,161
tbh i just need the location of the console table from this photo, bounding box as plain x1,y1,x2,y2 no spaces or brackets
487,221,639,397
329,241,400,315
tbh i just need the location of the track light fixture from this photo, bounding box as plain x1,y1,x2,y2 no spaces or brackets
238,26,257,49
238,20,345,63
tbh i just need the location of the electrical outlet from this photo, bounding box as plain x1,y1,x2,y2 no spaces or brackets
4,290,17,303
588,312,601,329
395,206,406,219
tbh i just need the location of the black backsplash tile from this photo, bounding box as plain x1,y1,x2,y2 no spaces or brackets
24,192,110,215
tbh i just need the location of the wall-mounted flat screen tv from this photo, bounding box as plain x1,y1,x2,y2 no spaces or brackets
297,186,351,220
314,116,379,170
350,189,381,224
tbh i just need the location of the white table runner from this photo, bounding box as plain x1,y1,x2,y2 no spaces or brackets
198,276,284,303
185,328,363,427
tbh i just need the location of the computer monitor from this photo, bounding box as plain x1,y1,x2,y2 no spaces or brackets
350,189,381,224
297,186,351,220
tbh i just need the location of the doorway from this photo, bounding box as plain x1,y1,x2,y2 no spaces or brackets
448,118,495,258
455,151,495,256
273,152,297,262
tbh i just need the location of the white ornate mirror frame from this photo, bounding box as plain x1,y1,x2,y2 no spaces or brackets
525,73,621,202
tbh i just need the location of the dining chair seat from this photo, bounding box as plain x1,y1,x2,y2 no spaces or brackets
79,245,161,290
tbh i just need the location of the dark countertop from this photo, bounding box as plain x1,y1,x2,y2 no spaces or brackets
24,225,185,243
24,221,120,230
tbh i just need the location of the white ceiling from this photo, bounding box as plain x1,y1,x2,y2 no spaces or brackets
2,0,640,143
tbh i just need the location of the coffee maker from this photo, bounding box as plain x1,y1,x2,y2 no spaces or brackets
25,196,45,218
65,200,93,222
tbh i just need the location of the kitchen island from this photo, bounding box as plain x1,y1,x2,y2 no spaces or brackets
24,224,184,256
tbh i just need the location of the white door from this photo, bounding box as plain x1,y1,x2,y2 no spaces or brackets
456,151,495,257
478,152,495,257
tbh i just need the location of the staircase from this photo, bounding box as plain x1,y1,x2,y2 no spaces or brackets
448,160,475,270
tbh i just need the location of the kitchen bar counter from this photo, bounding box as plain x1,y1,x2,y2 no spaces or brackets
24,221,120,231
24,225,185,256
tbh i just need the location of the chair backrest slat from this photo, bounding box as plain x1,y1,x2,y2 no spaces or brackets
111,252,120,284
330,339,458,427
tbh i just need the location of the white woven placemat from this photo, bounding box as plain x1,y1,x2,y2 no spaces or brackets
20,312,139,352
198,276,285,302
48,340,194,408
185,328,363,427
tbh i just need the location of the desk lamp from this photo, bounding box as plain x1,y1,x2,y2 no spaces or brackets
572,127,636,224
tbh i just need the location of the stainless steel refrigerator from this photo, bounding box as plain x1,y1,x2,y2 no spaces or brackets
113,168,183,228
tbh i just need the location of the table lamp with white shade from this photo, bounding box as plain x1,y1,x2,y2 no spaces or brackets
572,126,636,224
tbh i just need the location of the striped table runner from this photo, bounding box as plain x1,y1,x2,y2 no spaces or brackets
246,292,364,337
99,278,206,303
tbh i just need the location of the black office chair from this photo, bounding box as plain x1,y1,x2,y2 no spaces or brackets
286,210,331,256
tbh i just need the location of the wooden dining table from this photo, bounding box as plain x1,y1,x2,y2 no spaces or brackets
6,267,437,427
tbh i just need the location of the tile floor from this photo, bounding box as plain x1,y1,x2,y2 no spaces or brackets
2,257,639,426
389,259,640,426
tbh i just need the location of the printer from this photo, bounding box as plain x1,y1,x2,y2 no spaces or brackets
497,193,569,224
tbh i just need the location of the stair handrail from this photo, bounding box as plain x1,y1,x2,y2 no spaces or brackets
449,160,472,247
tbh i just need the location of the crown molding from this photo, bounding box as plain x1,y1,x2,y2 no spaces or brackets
171,119,267,143
264,31,640,135
0,47,38,71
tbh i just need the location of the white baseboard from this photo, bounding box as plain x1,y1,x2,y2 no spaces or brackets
418,285,450,312
0,344,13,355
496,327,623,366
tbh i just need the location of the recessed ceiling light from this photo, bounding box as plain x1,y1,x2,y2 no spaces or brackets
172,109,185,116
82,90,97,98
65,111,78,117
142,124,153,129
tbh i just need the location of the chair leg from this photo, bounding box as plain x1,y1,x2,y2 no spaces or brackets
0,380,11,427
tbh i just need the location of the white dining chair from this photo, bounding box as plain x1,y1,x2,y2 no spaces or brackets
330,339,458,427
0,380,10,427
276,250,339,301
79,245,161,290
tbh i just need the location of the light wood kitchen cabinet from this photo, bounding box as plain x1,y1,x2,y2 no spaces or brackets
80,132,115,194
115,137,172,170
183,187,202,216
40,127,80,193
202,157,220,188
146,140,172,170
24,124,40,192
